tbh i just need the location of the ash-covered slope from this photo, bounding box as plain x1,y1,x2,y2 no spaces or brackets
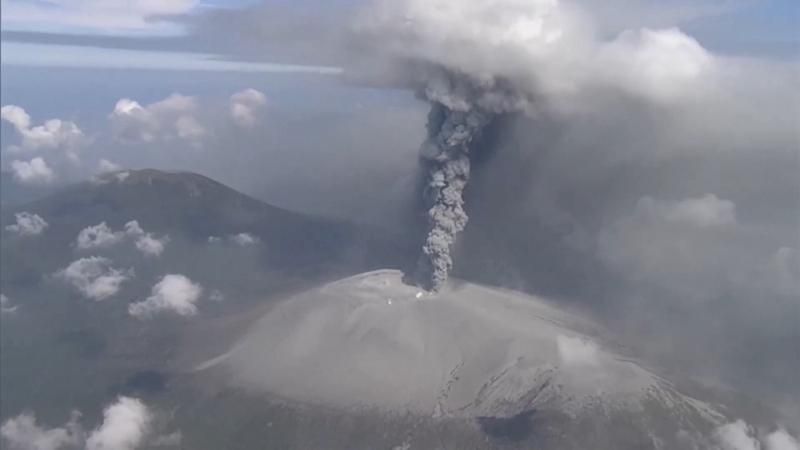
204,270,729,449
1,169,404,292
0,171,405,422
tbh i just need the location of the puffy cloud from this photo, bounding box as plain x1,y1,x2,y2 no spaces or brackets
1,294,19,314
129,274,202,319
10,158,56,185
76,222,126,250
124,221,144,236
230,233,261,247
134,234,169,257
230,89,267,128
174,115,205,140
86,397,151,450
352,0,716,107
74,221,168,257
5,212,48,236
597,27,713,101
714,420,761,450
0,411,82,450
97,159,122,173
109,94,205,144
1,105,31,131
764,429,800,450
1,397,161,450
713,421,800,450
56,257,133,301
1,105,85,158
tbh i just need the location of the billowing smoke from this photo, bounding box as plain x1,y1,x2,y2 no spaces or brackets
413,72,527,289
416,98,488,289
352,0,717,289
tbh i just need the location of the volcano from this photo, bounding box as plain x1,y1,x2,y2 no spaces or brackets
198,270,733,449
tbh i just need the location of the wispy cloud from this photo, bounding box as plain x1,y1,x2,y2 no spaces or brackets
0,0,197,36
1,42,344,74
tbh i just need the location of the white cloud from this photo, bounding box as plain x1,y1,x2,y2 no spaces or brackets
1,104,31,130
10,157,56,185
1,105,85,158
0,411,82,450
556,335,599,367
97,159,122,173
124,221,145,236
1,294,19,314
638,194,737,228
76,222,126,250
765,429,800,450
713,421,800,450
174,115,205,140
129,274,202,319
207,233,261,246
86,397,151,450
355,0,716,108
230,233,261,246
5,212,48,236
0,0,197,36
74,221,168,257
714,420,761,450
57,257,133,301
109,94,205,144
230,89,267,128
134,234,169,257
598,27,713,101
1,398,168,450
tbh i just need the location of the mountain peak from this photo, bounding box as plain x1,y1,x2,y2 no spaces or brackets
92,169,228,198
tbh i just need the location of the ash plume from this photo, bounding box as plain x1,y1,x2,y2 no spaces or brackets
416,102,489,290
352,0,719,290
414,73,523,290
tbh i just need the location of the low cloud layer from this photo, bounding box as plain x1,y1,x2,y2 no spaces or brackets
134,233,169,257
10,157,55,185
208,233,261,247
0,411,82,450
0,396,169,450
75,221,169,257
229,89,267,128
714,420,799,450
1,105,85,159
76,222,127,250
56,257,133,301
109,94,205,145
85,397,151,450
129,274,202,319
5,212,48,236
